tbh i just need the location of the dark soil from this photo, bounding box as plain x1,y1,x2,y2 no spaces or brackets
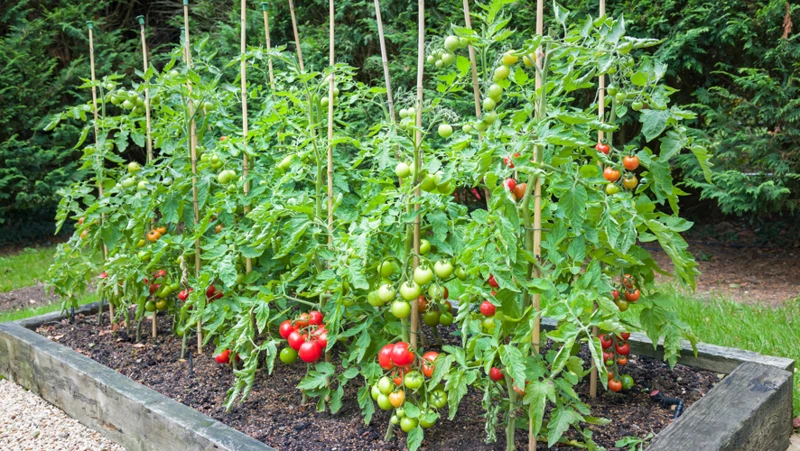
39,311,720,450
0,284,55,313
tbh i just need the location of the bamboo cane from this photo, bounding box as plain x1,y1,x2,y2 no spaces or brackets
323,0,336,364
462,0,481,122
182,0,203,354
287,0,304,70
87,21,110,324
373,0,395,123
410,0,425,350
261,3,275,89
528,0,544,449
138,15,156,332
588,0,606,402
241,0,252,279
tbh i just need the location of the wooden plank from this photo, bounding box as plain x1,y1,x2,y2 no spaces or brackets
647,362,793,451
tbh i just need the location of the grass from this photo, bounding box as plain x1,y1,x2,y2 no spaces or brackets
0,293,97,323
0,246,58,292
663,289,800,417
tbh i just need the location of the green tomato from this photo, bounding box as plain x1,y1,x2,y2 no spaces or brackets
399,281,421,301
377,394,393,411
438,311,454,326
404,371,424,390
456,267,467,281
426,55,436,65
413,265,434,286
482,97,496,112
620,374,635,391
484,111,498,125
492,65,510,82
280,347,298,364
605,183,621,195
434,60,443,69
437,123,453,138
137,180,148,191
420,414,437,429
367,290,384,307
607,85,618,96
277,154,294,171
128,162,141,174
421,174,438,192
379,261,395,278
419,239,431,255
429,389,448,408
395,407,405,418
378,284,396,303
371,385,381,401
482,317,497,333
463,124,473,133
395,162,411,179
437,180,453,194
390,414,400,425
155,300,167,312
423,310,440,326
615,92,626,104
391,300,412,319
378,376,394,395
427,283,443,300
487,83,503,101
122,100,134,110
444,35,461,52
400,417,418,433
631,101,643,111
440,52,456,65
475,120,489,132
144,300,156,312
433,260,453,278
121,177,137,189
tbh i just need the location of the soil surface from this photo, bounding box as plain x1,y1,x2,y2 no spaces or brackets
0,284,56,314
40,311,720,450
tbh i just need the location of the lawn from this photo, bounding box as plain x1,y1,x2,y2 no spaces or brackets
0,246,57,292
0,293,97,323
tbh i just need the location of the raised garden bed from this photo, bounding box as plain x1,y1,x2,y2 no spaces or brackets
0,303,794,451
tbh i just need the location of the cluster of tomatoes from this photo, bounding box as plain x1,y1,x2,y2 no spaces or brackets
278,311,327,364
599,146,641,195
368,256,464,324
611,273,642,312
600,332,634,392
143,269,181,312
372,342,447,432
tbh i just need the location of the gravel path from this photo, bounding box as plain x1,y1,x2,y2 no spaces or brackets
0,378,125,451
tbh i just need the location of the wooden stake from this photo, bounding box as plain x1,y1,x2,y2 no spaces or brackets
462,0,481,121
373,0,395,123
241,0,252,278
182,1,203,354
410,0,425,350
323,0,336,364
152,310,157,338
588,0,606,402
87,21,109,321
261,3,275,89
287,0,304,71
138,16,154,164
529,0,544,449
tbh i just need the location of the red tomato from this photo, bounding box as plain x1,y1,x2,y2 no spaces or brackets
603,167,621,182
625,289,641,302
608,379,622,392
214,350,231,364
150,284,160,295
603,351,614,361
178,288,193,301
615,342,631,356
279,320,296,339
600,334,613,349
206,285,216,298
421,351,438,378
506,179,517,192
98,271,108,279
391,342,415,366
308,311,324,325
480,300,496,317
295,313,310,328
617,357,628,365
595,143,610,154
487,274,499,288
619,332,631,340
378,344,395,370
287,330,305,351
443,287,449,299
298,341,322,363
315,331,328,348
489,367,503,382
153,269,167,279
611,290,619,300
503,152,520,168
623,155,640,170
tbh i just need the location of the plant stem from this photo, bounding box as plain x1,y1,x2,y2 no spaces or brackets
504,373,517,451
